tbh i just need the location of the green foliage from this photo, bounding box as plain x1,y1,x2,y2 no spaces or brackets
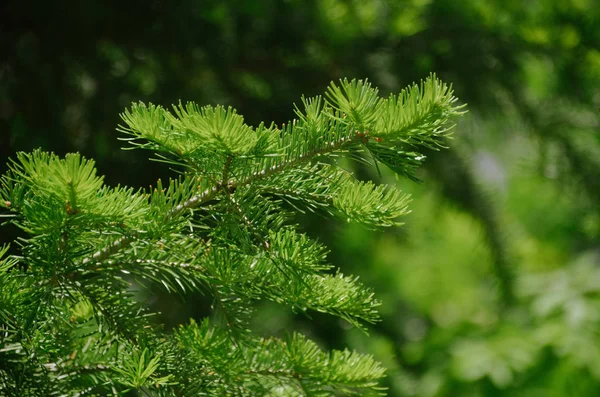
5,1,599,395
0,76,463,395
175,319,386,396
336,112,600,396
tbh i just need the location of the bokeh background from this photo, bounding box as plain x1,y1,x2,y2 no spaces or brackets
2,0,600,395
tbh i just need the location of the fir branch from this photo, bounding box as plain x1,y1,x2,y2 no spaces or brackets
175,319,386,396
1,74,464,395
87,75,462,264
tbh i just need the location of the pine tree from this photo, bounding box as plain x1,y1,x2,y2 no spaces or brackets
0,75,464,396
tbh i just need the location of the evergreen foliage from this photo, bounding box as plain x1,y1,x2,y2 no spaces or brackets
4,2,600,395
0,75,464,396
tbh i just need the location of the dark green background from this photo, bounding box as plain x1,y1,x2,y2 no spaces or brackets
2,1,600,395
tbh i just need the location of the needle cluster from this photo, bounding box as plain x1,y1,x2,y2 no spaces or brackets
0,75,464,396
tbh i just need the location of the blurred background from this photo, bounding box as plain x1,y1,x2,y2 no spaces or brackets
2,0,600,395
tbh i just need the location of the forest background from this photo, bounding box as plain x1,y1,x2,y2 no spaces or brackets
2,0,600,395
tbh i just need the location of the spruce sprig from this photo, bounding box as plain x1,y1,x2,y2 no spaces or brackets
0,74,464,396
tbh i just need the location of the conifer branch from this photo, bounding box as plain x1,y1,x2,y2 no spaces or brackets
1,74,464,395
83,127,362,264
